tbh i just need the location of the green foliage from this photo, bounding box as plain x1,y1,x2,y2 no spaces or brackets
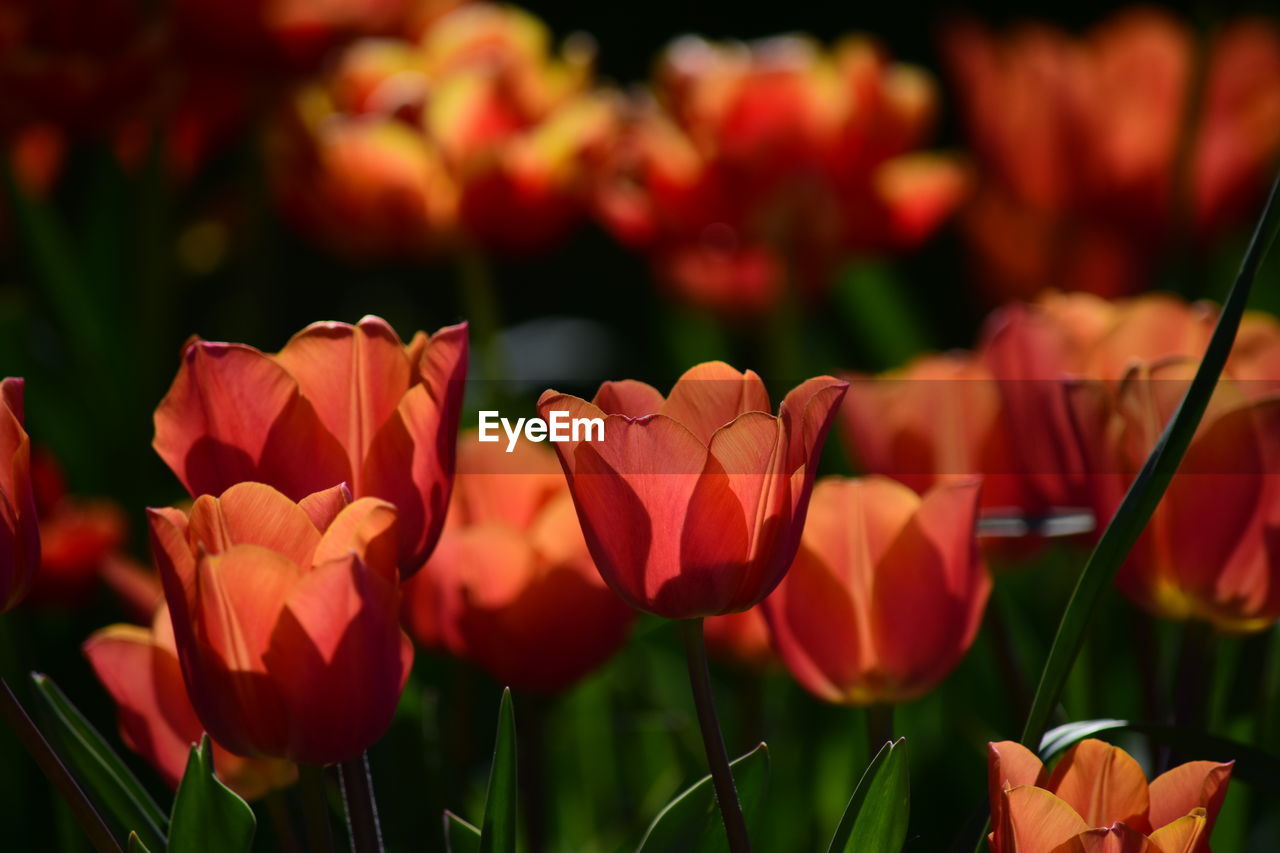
168,735,255,853
636,743,770,852
827,738,909,853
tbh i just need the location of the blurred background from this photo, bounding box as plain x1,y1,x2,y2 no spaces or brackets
1,0,1279,849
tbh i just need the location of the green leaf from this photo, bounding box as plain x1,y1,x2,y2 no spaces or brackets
479,688,517,853
636,742,770,853
1038,719,1280,794
169,735,255,853
827,738,909,853
30,673,168,851
444,810,482,853
128,831,152,853
1019,177,1280,749
836,262,932,370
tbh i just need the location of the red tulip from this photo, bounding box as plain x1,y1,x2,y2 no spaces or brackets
403,434,634,692
538,362,846,618
0,378,39,613
84,605,296,799
153,315,467,576
944,11,1280,300
988,739,1232,852
149,482,412,763
763,476,988,705
594,35,967,316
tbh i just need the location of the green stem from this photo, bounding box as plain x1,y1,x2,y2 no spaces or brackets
299,763,336,853
265,789,303,853
1257,623,1280,752
679,619,751,853
865,705,894,760
337,753,383,853
0,677,121,852
455,245,505,384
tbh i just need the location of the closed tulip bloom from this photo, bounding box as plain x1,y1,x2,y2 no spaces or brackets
84,605,296,799
763,476,988,704
148,482,413,763
153,315,467,576
1,378,40,613
403,435,633,692
988,739,1232,852
538,362,846,618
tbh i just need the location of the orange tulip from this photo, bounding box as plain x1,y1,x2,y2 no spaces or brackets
1069,360,1280,632
988,739,1232,852
0,378,39,613
762,476,988,705
148,482,413,763
153,315,467,576
703,606,777,670
594,34,967,316
84,605,296,799
271,4,616,257
403,435,633,692
944,11,1280,300
538,362,846,618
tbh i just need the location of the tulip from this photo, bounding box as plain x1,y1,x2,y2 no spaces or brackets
1069,360,1280,631
987,739,1232,852
153,315,467,576
84,605,296,799
402,434,633,692
762,476,988,705
703,607,777,669
594,34,967,316
944,11,1280,300
1,378,40,613
538,362,847,619
148,481,412,763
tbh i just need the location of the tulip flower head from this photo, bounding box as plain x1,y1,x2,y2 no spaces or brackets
538,362,847,619
148,482,413,764
85,605,296,799
403,435,634,692
0,378,40,613
987,739,1232,852
763,476,988,705
153,315,467,577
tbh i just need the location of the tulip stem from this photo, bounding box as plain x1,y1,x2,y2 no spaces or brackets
680,618,751,853
865,705,894,760
299,764,336,853
338,752,384,853
0,677,121,852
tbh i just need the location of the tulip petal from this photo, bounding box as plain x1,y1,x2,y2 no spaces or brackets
187,483,323,569
83,624,203,789
989,741,1048,851
1147,810,1208,853
779,376,849,475
298,483,353,532
1072,824,1158,853
266,553,410,764
594,380,666,416
1147,761,1232,831
660,362,772,445
312,498,399,583
1001,785,1092,853
536,392,608,475
452,437,565,529
153,342,349,500
1047,740,1151,832
274,317,412,480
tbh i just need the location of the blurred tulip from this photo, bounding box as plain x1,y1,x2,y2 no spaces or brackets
149,482,412,763
84,605,296,798
703,606,776,669
25,450,127,608
1069,360,1280,632
944,10,1280,300
100,554,164,624
271,3,615,257
403,434,633,692
594,34,967,316
153,315,467,576
762,476,988,704
538,362,846,618
987,739,1232,852
0,378,39,613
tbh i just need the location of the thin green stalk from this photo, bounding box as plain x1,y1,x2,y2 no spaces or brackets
0,677,120,852
679,619,751,853
337,753,383,853
299,763,336,853
265,789,303,853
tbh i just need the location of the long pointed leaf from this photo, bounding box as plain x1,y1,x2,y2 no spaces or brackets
1020,175,1280,748
479,688,517,853
827,738,909,853
636,743,769,853
30,673,167,851
444,810,481,853
169,735,255,853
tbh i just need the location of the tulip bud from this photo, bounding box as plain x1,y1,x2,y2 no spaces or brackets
0,378,40,613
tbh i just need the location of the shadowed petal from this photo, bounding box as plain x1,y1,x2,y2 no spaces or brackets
989,741,1048,851
1048,740,1151,832
1147,761,1232,831
1002,786,1092,853
661,362,772,445
1147,810,1208,853
313,498,399,583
